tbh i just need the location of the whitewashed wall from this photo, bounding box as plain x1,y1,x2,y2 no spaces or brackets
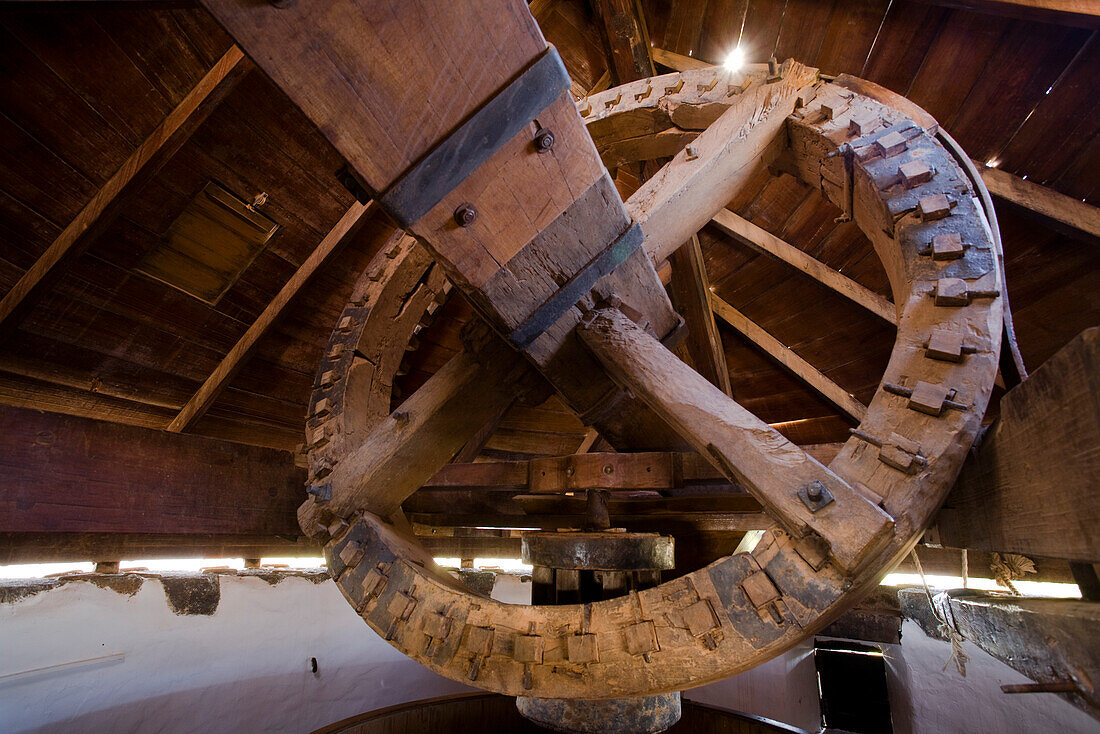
0,573,1095,734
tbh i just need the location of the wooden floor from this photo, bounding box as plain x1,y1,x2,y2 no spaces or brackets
312,692,808,734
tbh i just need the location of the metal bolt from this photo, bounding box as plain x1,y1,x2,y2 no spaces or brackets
602,465,614,475
807,484,823,502
454,203,477,227
533,127,555,154
565,466,574,476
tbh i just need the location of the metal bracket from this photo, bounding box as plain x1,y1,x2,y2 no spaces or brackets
376,46,571,228
508,221,644,348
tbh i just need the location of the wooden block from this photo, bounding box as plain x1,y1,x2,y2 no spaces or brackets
875,131,907,158
387,592,417,620
362,568,387,596
338,540,364,568
918,194,951,221
319,370,337,388
337,315,355,331
934,277,969,306
849,113,878,137
312,397,331,418
879,432,923,473
908,380,950,416
682,599,720,636
623,621,659,655
514,634,544,663
327,343,346,359
423,613,451,638
931,232,965,260
740,571,780,609
899,160,933,188
464,625,495,656
566,634,599,663
927,326,964,361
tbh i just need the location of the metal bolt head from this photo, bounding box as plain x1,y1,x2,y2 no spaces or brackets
798,480,834,512
602,465,614,475
807,483,823,502
533,127,555,153
454,203,477,227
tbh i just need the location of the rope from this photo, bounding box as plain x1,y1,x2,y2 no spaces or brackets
911,548,969,677
990,552,1036,594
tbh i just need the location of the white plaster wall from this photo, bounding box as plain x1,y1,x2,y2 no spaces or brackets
2,575,1097,734
0,574,475,734
882,620,1099,734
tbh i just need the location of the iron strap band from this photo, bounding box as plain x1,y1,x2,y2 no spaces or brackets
377,46,571,229
508,221,644,349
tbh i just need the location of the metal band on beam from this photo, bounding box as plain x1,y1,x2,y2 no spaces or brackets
508,222,643,348
376,46,571,228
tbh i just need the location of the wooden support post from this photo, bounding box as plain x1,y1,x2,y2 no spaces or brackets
710,292,868,421
933,327,1100,563
168,201,372,433
0,46,249,335
668,234,732,395
577,307,892,572
711,209,897,324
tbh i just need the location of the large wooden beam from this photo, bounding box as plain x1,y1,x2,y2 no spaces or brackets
913,0,1100,27
711,209,897,324
0,405,305,538
0,45,249,334
651,46,712,71
899,588,1100,719
668,234,733,395
933,327,1100,563
167,201,372,432
975,161,1100,240
710,292,868,422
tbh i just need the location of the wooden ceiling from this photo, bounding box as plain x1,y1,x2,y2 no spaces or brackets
0,0,1096,463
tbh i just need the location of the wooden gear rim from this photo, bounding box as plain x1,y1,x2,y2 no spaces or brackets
304,67,1003,699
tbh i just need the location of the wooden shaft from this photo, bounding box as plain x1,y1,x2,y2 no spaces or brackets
577,307,893,572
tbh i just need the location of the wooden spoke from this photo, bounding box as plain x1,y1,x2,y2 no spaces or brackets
577,306,892,572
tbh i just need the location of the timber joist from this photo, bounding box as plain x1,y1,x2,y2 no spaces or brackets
289,51,1002,696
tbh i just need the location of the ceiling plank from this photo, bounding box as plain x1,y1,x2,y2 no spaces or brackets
976,161,1100,240
710,292,867,422
167,200,372,433
711,208,898,324
0,44,249,335
668,234,733,395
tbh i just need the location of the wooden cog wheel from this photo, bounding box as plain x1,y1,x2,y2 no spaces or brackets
301,63,1004,700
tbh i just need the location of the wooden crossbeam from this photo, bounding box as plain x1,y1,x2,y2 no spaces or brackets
975,161,1100,240
914,0,1100,27
669,234,733,395
711,209,898,324
167,201,372,433
710,292,868,422
0,45,249,334
651,46,712,71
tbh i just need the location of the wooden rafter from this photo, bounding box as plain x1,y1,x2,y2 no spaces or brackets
975,160,1100,240
0,45,249,334
167,200,372,433
711,209,898,325
590,0,655,84
668,234,732,395
710,292,868,422
651,46,711,71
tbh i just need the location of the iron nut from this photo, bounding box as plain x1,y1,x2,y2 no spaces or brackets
454,203,477,228
533,127,555,153
798,480,835,513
